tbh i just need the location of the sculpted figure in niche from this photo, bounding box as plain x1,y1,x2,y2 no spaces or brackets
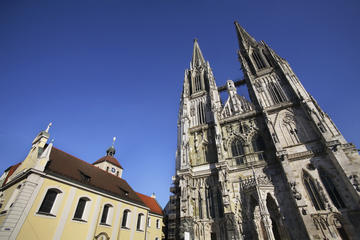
282,114,300,145
349,174,360,192
190,105,195,117
289,181,302,200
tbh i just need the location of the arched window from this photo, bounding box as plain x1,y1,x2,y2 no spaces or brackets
198,192,203,219
207,188,215,218
100,204,113,225
252,51,266,69
38,188,61,215
198,102,206,125
267,82,287,104
231,138,244,164
303,171,325,210
194,74,202,92
319,169,346,209
147,217,151,227
121,209,131,228
231,139,244,156
73,197,90,220
136,213,144,231
156,219,160,229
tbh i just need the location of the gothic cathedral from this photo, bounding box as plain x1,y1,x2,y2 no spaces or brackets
167,22,360,240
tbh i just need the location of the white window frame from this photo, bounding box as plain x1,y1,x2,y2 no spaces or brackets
100,203,114,226
121,209,131,229
137,213,145,231
36,186,64,217
156,219,160,229
147,216,151,227
72,196,92,222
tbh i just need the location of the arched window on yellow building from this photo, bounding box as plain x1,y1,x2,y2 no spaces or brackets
100,204,113,225
38,188,62,216
73,197,90,221
156,219,160,229
137,213,145,231
121,209,131,228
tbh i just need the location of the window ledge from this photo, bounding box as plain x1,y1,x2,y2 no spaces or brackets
72,218,87,223
0,210,7,215
99,223,111,227
121,226,130,230
136,229,144,232
37,211,56,217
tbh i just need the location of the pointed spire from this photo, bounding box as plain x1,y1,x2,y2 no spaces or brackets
45,122,52,133
106,137,116,156
191,39,206,68
234,21,257,50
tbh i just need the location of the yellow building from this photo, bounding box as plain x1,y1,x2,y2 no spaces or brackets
0,124,163,240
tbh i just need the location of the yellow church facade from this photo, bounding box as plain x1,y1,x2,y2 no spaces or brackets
0,124,163,240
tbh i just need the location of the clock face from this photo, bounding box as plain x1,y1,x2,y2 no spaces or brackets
111,167,116,173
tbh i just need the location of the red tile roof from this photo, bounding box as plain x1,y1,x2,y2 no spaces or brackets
136,192,163,216
2,162,21,186
46,147,144,207
93,155,123,169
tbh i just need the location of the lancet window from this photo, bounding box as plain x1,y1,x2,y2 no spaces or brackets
252,51,266,69
198,191,203,219
194,74,202,92
303,171,325,210
231,138,244,164
206,188,215,218
319,169,346,209
198,102,206,125
267,82,287,104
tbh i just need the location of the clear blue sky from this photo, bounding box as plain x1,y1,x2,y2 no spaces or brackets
0,0,359,208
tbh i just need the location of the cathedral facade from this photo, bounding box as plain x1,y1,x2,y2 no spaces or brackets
167,22,360,240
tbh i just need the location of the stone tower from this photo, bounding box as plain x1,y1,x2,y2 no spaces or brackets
167,23,360,240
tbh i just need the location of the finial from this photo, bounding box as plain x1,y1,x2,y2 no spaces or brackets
51,138,54,143
45,122,52,133
106,137,116,156
194,38,198,43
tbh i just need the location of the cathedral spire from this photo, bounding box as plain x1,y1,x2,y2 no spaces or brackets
191,39,206,68
234,21,257,50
